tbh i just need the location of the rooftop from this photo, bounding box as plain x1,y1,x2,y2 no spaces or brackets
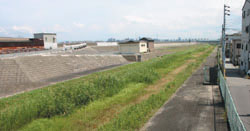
34,33,56,35
0,37,31,42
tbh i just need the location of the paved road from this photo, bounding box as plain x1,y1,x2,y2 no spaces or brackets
225,59,250,130
142,49,228,131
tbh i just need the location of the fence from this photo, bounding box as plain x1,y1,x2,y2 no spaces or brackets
218,69,246,131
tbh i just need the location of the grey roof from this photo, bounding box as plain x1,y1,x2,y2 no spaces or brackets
140,37,154,42
119,40,140,44
34,33,56,35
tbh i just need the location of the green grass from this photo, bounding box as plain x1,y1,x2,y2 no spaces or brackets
98,45,214,131
0,44,213,131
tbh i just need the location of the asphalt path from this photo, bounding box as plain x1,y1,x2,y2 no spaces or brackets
142,48,228,131
225,60,250,130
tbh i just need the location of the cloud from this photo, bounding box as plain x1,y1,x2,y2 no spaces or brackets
89,24,102,31
124,15,153,24
0,0,246,40
0,27,6,33
12,26,33,33
53,24,68,32
73,22,85,28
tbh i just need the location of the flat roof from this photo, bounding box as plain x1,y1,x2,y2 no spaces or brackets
34,33,56,35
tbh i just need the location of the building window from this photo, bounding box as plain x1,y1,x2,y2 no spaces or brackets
237,43,241,48
241,61,243,66
246,44,248,51
141,44,145,47
243,11,246,18
246,26,249,33
248,9,250,16
45,37,48,42
53,37,56,43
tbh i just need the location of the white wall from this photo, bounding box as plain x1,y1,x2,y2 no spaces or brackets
139,41,148,53
97,42,118,46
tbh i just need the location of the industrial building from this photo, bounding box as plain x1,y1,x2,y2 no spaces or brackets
118,40,148,54
34,33,57,49
0,38,44,54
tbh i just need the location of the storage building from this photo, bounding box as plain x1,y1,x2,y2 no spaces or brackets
34,33,57,49
118,40,147,54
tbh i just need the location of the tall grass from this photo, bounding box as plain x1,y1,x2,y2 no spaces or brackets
98,45,214,130
0,44,212,131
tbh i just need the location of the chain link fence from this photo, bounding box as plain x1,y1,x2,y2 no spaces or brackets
218,69,246,131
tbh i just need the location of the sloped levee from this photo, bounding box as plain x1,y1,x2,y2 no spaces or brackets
0,55,129,98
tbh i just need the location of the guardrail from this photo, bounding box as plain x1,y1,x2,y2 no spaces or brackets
218,69,246,131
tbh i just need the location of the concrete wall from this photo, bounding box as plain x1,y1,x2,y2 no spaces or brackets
0,54,129,97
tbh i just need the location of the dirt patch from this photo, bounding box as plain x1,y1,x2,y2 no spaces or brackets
135,59,194,103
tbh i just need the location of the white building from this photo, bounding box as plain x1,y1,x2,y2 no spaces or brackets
240,1,250,73
118,40,147,54
34,33,57,49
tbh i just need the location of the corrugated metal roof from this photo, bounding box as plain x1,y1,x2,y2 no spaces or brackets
0,37,31,42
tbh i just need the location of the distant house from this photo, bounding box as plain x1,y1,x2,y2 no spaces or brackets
139,37,154,52
240,1,250,73
231,39,241,66
34,33,57,49
118,40,147,54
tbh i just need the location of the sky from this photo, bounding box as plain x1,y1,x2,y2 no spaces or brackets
0,0,246,41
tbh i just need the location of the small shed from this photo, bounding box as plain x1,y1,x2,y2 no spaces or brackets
118,40,147,54
140,37,154,52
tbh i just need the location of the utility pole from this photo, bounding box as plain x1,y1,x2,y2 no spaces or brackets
222,4,230,77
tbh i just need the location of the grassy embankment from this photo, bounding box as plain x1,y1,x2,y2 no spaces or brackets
0,44,215,131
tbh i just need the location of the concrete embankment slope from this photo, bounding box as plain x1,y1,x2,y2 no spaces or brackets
142,48,228,131
0,55,129,98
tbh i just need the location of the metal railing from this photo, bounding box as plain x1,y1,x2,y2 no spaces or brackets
218,68,246,131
